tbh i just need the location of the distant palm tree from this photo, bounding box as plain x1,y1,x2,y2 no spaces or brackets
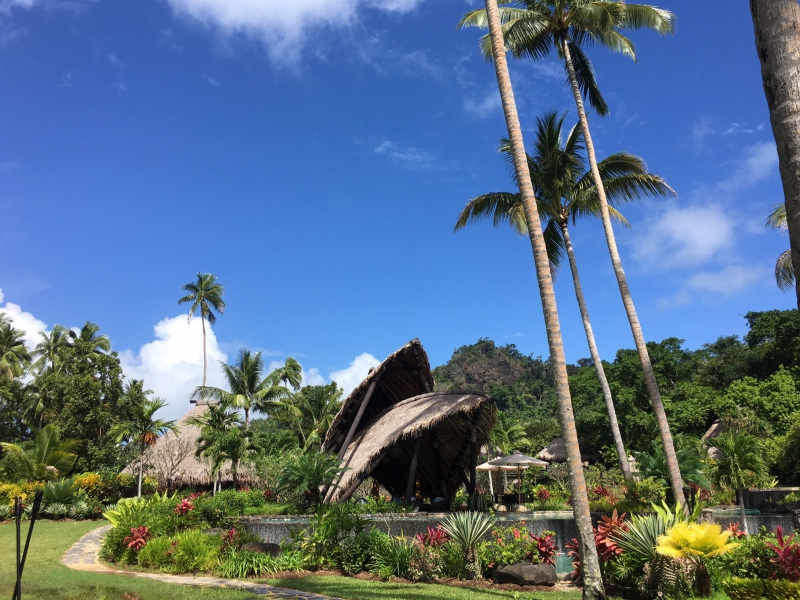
289,383,342,451
69,321,111,354
0,318,30,380
0,425,78,482
456,112,675,479
708,432,769,534
110,394,178,497
188,403,244,493
462,1,605,595
766,203,794,291
459,0,686,512
178,273,225,386
192,349,297,431
31,324,70,374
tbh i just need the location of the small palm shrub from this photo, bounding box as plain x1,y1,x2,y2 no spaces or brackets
69,499,91,520
440,511,493,580
276,449,343,509
0,504,11,520
170,530,219,573
370,535,417,580
44,502,69,520
43,478,78,505
138,536,173,569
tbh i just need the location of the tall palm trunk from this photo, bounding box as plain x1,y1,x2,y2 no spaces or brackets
244,408,250,432
201,315,208,386
138,442,145,498
737,488,749,535
560,221,632,479
484,2,605,596
560,36,685,511
750,0,800,308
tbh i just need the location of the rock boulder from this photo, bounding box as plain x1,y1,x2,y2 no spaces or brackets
495,563,557,586
239,542,282,557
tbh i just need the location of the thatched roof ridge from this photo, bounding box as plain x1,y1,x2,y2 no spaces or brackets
536,437,599,464
323,339,434,454
330,392,496,502
122,404,251,487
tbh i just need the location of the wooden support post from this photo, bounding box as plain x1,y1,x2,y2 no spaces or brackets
469,424,477,495
338,379,378,459
339,450,387,502
431,437,448,501
457,464,470,489
404,436,423,503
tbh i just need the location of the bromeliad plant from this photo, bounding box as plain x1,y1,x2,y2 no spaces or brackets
440,511,493,580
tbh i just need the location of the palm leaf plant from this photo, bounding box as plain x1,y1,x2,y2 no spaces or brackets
0,318,31,380
277,449,343,509
178,272,225,386
456,111,674,480
440,511,494,580
187,403,243,494
766,203,795,291
0,424,78,482
460,0,687,511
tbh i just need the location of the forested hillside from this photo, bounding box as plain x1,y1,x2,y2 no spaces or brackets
432,309,800,484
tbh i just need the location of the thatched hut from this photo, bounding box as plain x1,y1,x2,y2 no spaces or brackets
329,392,496,504
703,420,725,460
323,339,433,458
536,437,600,464
122,403,247,489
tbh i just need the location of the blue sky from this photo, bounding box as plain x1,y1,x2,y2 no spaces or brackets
0,0,794,420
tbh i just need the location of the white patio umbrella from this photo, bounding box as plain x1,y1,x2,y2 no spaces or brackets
488,451,548,505
476,461,519,495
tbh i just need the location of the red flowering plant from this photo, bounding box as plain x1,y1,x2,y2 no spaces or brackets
262,489,275,503
415,525,449,548
594,510,628,564
124,526,151,551
531,531,558,565
174,498,194,516
766,526,800,582
725,522,747,539
565,537,581,582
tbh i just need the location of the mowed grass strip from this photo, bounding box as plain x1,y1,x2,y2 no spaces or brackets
261,575,585,600
0,520,259,600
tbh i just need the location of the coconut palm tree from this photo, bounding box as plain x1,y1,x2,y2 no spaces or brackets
0,319,30,380
178,272,225,386
110,393,178,497
459,0,686,512
69,321,111,355
289,383,342,451
455,112,675,479
188,403,244,493
708,432,769,535
766,203,794,291
31,324,70,375
465,1,604,595
750,0,800,308
192,349,297,431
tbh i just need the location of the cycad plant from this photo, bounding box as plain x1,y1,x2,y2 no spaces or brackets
277,449,343,509
0,424,78,482
440,511,494,580
656,522,738,596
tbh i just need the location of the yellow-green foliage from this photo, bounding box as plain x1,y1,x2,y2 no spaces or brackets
72,473,103,501
0,481,44,506
722,577,764,600
656,522,738,559
764,579,800,600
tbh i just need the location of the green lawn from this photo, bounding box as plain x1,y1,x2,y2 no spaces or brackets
0,520,259,600
262,576,585,600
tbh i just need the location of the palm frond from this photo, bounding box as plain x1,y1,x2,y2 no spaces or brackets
565,40,609,116
454,192,524,234
622,4,676,35
776,249,795,292
765,203,787,229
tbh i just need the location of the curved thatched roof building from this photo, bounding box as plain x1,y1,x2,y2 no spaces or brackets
329,392,496,503
323,339,433,456
536,437,600,464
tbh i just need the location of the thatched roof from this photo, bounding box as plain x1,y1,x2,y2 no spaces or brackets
536,437,599,464
122,404,248,487
703,420,725,460
330,392,496,502
323,339,434,455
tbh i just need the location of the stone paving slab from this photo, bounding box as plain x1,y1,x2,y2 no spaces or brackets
62,525,340,600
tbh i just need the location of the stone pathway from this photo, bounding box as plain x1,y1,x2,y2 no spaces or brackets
62,525,340,600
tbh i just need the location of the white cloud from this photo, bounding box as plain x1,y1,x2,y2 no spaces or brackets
108,53,124,68
329,352,380,396
112,79,127,92
718,141,778,191
684,264,766,296
162,0,423,64
204,73,220,86
119,315,228,422
464,88,500,118
373,140,455,171
0,160,20,171
0,288,48,350
58,72,73,88
632,203,735,270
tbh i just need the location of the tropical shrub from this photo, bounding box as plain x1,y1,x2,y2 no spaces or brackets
170,529,219,573
483,524,539,573
439,540,466,578
710,528,776,581
69,499,91,520
43,477,78,505
338,528,386,574
408,544,442,582
440,511,493,580
764,579,800,600
43,502,69,519
137,536,173,569
276,449,342,509
0,481,43,507
124,526,151,552
767,527,800,582
370,535,417,580
619,477,668,511
215,551,304,579
0,504,11,520
722,577,764,600
295,503,368,568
